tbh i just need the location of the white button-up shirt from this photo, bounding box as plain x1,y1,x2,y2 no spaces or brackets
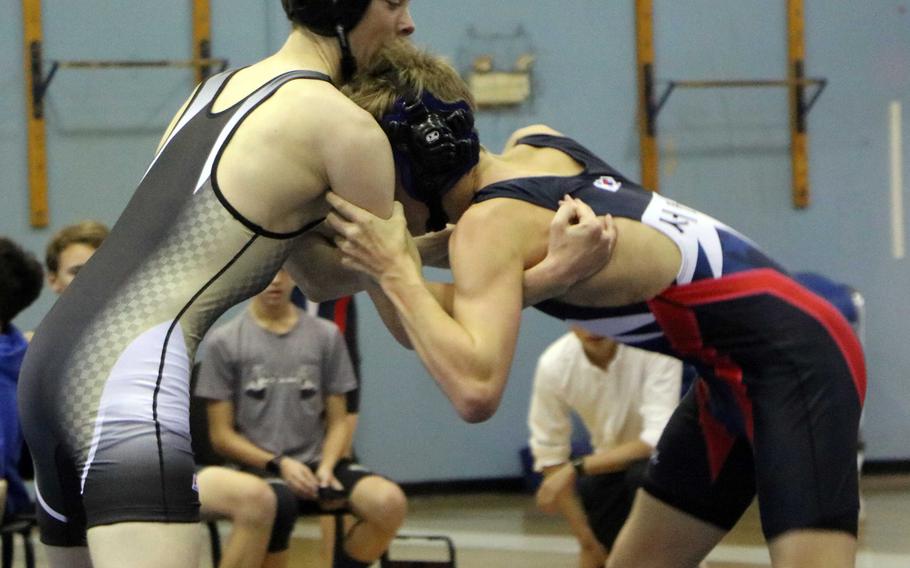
528,333,682,471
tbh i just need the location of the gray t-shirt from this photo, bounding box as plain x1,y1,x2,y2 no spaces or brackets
195,308,357,465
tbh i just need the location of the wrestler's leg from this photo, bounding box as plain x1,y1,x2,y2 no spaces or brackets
610,383,755,567
606,490,725,568
45,546,92,568
87,522,201,568
768,530,856,568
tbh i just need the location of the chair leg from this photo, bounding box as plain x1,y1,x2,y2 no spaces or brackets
2,532,13,568
207,521,222,568
333,514,345,561
22,529,35,568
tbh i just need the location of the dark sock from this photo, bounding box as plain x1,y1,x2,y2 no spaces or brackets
333,548,371,568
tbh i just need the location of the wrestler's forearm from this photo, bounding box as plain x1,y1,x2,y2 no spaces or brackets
522,258,573,307
287,231,368,302
378,267,511,423
367,280,454,349
366,284,412,348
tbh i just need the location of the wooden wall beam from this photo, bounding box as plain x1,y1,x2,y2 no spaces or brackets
635,0,659,192
22,0,48,227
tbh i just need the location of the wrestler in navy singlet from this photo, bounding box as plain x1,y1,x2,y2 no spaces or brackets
475,134,867,538
18,69,331,546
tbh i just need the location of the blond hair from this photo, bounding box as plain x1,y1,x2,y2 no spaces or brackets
343,40,475,120
45,220,109,273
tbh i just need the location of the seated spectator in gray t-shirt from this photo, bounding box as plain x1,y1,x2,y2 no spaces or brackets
197,304,357,467
195,268,406,568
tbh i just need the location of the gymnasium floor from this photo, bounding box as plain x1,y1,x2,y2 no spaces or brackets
9,474,910,567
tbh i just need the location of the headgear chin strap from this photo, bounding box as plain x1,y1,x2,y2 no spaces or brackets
286,0,369,82
381,92,480,232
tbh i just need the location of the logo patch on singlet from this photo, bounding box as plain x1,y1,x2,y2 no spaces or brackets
192,473,199,493
594,176,622,192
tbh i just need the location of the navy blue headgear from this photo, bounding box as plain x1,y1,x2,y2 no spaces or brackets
284,0,370,81
381,92,480,232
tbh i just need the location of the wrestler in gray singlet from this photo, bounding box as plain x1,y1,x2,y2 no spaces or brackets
18,68,331,546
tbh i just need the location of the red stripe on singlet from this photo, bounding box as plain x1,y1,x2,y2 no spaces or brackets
647,291,755,443
652,268,866,404
333,296,352,335
695,380,737,482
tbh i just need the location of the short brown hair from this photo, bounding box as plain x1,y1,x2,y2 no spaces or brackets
343,40,475,121
45,220,109,274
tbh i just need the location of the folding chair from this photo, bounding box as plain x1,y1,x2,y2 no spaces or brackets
0,513,36,568
380,533,457,568
205,505,350,567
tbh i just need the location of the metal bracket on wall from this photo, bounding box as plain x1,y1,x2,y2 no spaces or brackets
649,77,827,123
29,55,230,116
21,0,226,227
635,0,823,208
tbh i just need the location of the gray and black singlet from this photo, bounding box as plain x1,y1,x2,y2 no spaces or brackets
18,68,330,545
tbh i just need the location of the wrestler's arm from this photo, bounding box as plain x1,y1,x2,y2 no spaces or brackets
331,197,528,422
507,125,617,302
287,224,370,301
327,191,614,353
287,108,397,302
407,196,615,307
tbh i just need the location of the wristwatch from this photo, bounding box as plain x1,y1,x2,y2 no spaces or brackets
571,456,587,477
265,455,284,476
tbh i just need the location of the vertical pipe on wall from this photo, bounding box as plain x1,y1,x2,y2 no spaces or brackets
890,101,905,260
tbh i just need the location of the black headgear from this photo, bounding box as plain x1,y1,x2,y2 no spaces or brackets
283,0,371,81
381,93,480,232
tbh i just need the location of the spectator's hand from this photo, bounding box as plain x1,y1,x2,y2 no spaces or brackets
579,537,608,568
280,458,319,499
546,195,616,287
326,193,419,282
315,465,346,510
535,463,575,514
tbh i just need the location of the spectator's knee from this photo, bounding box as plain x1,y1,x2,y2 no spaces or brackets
234,479,277,527
363,482,407,532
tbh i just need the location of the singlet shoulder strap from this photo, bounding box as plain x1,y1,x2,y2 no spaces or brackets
514,133,614,175
143,69,333,182
194,69,336,239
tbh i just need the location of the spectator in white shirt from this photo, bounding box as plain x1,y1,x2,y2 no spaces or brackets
529,327,682,568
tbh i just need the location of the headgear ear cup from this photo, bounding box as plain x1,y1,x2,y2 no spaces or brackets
283,0,371,81
445,109,472,136
380,91,480,231
284,0,370,34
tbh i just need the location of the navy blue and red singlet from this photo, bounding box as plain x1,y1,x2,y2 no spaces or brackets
475,134,866,538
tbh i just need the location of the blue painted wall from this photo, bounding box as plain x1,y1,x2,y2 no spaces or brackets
2,1,907,482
